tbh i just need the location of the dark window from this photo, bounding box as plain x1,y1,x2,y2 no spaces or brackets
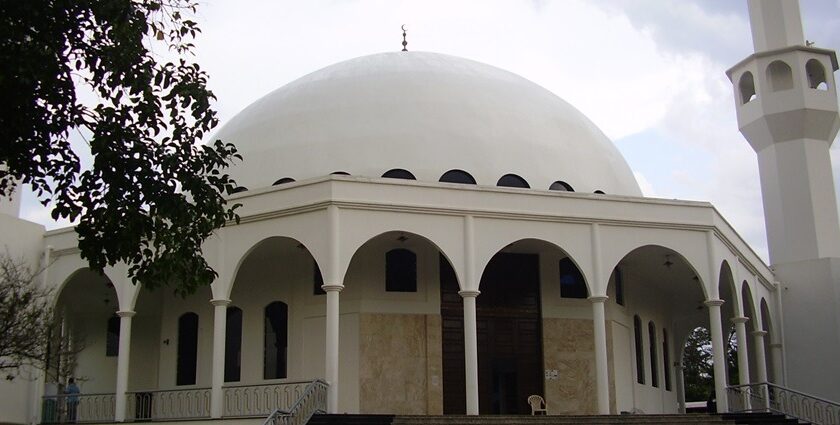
386,249,417,292
106,315,120,357
224,307,243,382
613,268,625,306
549,181,574,192
496,174,530,188
739,72,756,104
230,186,248,193
806,59,828,90
439,169,476,184
331,171,350,176
559,257,587,299
264,302,288,379
382,169,416,180
663,328,672,391
594,190,605,194
313,261,325,295
273,177,295,185
176,312,199,386
649,321,659,388
634,315,645,384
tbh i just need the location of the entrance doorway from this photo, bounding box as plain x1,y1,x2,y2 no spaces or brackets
441,253,544,414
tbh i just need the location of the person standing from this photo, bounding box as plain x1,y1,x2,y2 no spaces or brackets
65,378,80,423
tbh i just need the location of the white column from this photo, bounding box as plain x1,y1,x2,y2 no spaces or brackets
210,299,231,418
752,330,769,410
589,295,610,414
460,290,480,415
675,361,686,413
705,299,730,413
769,343,783,384
732,317,752,410
323,284,343,413
114,310,135,422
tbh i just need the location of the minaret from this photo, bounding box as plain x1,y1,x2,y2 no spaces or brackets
727,0,840,400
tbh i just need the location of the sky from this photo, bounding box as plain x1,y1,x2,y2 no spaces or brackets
17,0,840,263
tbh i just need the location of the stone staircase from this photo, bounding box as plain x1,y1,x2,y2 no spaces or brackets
307,412,809,425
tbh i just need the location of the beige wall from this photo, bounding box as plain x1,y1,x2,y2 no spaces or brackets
358,313,442,414
542,318,597,415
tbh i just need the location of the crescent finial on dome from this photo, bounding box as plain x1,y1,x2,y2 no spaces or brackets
401,25,408,52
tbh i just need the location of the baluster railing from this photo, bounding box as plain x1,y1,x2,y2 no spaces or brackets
223,380,312,417
124,387,211,421
727,382,840,425
41,393,116,423
262,380,328,425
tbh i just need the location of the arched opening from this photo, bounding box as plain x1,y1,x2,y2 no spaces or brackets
806,59,828,90
439,169,476,185
549,181,574,192
49,269,118,397
663,328,672,391
272,177,295,185
718,261,740,386
767,61,794,91
230,186,248,194
741,282,759,383
472,239,581,414
496,174,530,188
224,306,243,382
594,190,605,194
331,171,350,176
343,230,459,415
606,244,707,413
385,248,417,292
263,301,288,379
228,236,322,386
760,299,774,383
382,168,416,180
634,315,645,385
176,312,199,386
739,72,757,104
649,321,659,388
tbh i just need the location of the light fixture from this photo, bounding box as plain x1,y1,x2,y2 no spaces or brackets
663,255,674,269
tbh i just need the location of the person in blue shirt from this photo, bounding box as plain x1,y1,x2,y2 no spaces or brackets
64,378,80,423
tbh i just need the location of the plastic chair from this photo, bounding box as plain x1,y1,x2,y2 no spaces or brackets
528,395,547,415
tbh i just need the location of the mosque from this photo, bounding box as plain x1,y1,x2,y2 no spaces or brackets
1,0,839,423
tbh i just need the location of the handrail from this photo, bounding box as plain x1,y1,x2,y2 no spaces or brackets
125,387,211,421
262,379,328,425
727,382,840,425
41,393,116,423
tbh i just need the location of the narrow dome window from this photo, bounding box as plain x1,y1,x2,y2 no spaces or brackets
439,169,476,184
230,186,248,193
739,72,757,104
806,59,829,90
382,169,416,180
594,190,605,194
497,174,530,188
767,60,793,91
273,177,295,185
549,181,574,192
331,171,350,176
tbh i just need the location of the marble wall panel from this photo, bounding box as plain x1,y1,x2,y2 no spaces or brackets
542,318,597,415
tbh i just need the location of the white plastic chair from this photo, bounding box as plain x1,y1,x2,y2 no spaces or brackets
528,394,547,415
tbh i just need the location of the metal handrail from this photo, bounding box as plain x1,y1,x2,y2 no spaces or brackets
727,382,840,425
262,379,328,425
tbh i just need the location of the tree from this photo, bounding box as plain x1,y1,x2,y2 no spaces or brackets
0,255,82,381
682,326,739,402
0,0,240,296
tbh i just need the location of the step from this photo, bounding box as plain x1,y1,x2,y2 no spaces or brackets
308,413,731,425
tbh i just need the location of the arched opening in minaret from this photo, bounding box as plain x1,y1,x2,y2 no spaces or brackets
738,72,757,104
806,59,829,91
766,61,793,92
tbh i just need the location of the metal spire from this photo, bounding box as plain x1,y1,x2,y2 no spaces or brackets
401,25,408,51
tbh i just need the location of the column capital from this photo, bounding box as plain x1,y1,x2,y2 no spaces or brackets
704,299,725,307
116,310,136,318
731,316,750,324
321,284,344,293
588,295,609,304
458,290,480,298
752,329,768,337
210,298,231,307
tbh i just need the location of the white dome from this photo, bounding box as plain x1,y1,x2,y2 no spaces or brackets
215,52,642,196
